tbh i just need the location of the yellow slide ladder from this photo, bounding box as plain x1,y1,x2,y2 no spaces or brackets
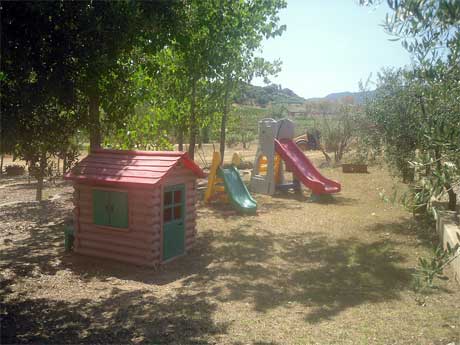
204,151,228,203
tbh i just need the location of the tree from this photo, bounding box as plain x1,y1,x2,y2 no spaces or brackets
2,1,179,142
12,100,79,201
212,0,286,163
315,104,359,164
360,1,460,64
360,0,460,211
365,69,421,181
66,1,178,149
2,2,83,199
167,0,285,160
1,1,179,200
364,65,460,210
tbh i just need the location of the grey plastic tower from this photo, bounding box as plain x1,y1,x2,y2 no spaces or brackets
250,118,295,195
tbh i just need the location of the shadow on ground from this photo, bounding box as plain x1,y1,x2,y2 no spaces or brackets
270,191,356,206
1,179,71,191
1,199,433,343
366,216,438,247
1,282,226,344
179,225,413,324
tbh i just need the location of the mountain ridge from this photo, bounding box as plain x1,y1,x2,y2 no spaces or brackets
236,83,374,107
308,90,374,104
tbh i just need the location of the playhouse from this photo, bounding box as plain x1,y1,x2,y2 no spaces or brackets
65,149,205,266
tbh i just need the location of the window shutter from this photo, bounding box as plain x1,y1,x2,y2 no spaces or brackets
109,191,129,228
93,190,110,225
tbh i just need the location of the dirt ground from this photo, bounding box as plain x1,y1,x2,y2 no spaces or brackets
1,148,459,345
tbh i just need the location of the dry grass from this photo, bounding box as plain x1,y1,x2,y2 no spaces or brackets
1,148,459,345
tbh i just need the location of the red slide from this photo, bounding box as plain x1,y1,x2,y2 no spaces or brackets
275,138,341,195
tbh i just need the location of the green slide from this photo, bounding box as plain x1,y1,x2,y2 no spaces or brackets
218,165,257,214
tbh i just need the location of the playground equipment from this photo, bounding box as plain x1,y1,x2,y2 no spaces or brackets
250,118,341,196
294,129,321,151
204,152,257,214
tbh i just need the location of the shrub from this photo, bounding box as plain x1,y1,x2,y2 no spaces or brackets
316,107,356,163
226,134,240,148
5,164,25,176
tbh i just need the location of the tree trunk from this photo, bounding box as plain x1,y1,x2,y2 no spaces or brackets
188,80,197,160
202,126,210,144
219,88,229,165
63,155,68,174
0,137,3,177
36,153,46,202
27,162,31,184
447,187,457,211
89,92,101,151
178,128,184,151
434,148,456,211
320,145,331,162
36,175,43,202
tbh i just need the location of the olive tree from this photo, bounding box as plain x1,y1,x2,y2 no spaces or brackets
360,0,460,210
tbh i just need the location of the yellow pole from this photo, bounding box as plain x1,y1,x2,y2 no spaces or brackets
204,151,221,203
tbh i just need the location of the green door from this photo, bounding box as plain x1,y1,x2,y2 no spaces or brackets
163,184,185,261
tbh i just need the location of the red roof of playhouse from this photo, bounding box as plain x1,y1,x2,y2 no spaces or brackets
65,149,205,187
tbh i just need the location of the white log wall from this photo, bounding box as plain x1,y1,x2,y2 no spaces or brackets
73,183,161,267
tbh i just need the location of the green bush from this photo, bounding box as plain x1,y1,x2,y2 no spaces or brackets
226,134,240,148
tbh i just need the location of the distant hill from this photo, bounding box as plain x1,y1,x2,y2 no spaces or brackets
236,83,374,108
235,83,306,107
317,90,374,104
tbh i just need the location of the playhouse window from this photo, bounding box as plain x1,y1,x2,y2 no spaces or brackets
163,187,184,223
164,191,173,205
92,190,128,228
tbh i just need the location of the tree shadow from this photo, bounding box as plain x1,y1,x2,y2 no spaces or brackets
365,216,438,248
178,225,413,324
4,179,72,191
2,202,416,327
0,176,30,188
1,198,230,343
59,233,217,286
1,200,72,278
0,199,71,224
271,190,310,202
270,191,356,206
1,288,227,344
234,342,280,345
0,195,434,342
309,195,356,206
199,202,260,219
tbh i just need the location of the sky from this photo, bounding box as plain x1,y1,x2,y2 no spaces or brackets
253,0,413,99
